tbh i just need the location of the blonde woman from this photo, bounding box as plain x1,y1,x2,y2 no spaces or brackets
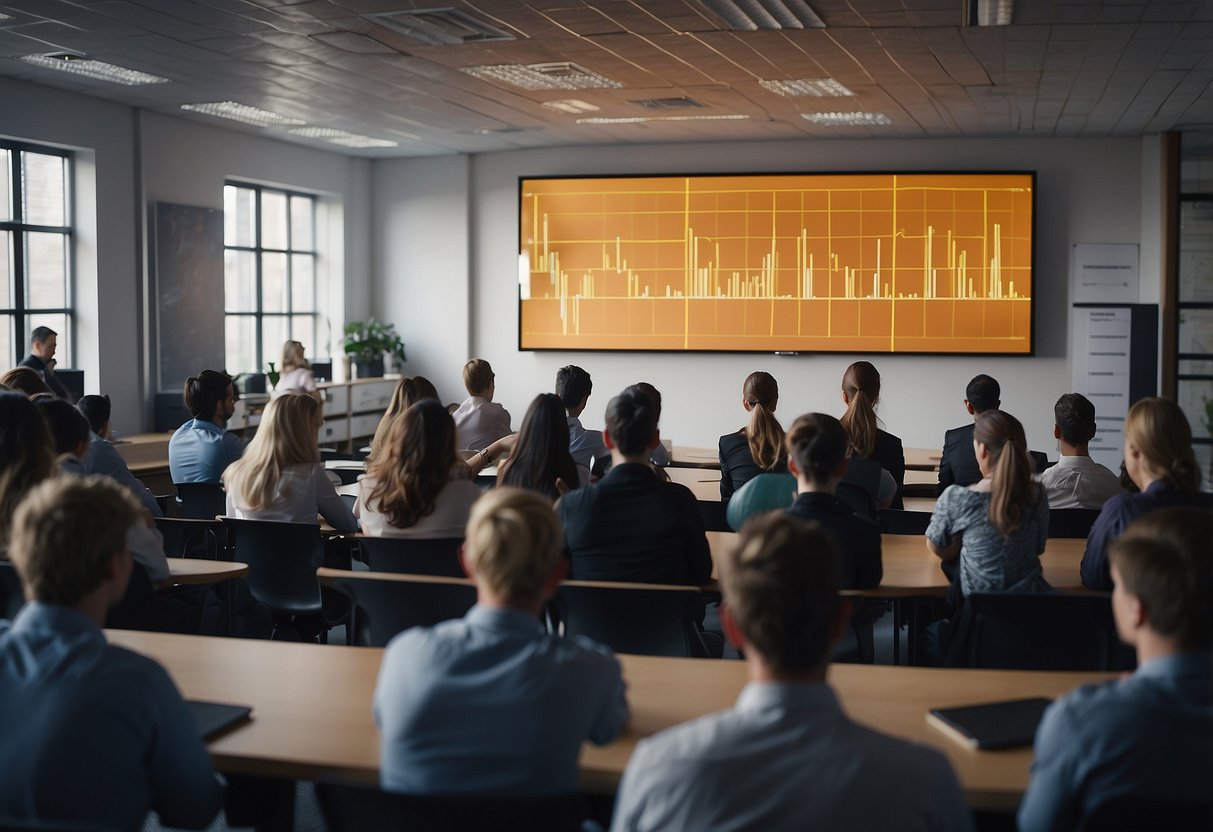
275,340,319,399
718,371,787,502
222,393,357,530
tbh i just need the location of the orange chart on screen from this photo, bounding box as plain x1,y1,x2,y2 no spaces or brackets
519,173,1034,354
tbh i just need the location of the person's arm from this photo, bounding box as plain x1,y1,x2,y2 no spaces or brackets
93,441,163,518
1080,503,1121,591
718,438,735,502
314,466,358,531
875,468,897,508
1016,699,1084,832
937,433,955,496
465,434,516,477
584,650,629,745
144,665,225,829
925,489,962,561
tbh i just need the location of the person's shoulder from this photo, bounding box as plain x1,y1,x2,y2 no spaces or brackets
383,617,468,665
876,429,903,449
443,478,483,501
718,431,745,451
942,423,971,443
629,707,745,772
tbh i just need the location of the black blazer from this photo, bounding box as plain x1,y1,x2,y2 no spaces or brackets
558,462,712,585
719,431,788,502
787,492,883,589
867,428,905,510
17,353,71,400
938,423,981,494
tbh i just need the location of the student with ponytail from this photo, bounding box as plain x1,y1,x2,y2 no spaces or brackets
839,361,905,508
718,371,787,502
926,410,1050,597
1081,397,1213,591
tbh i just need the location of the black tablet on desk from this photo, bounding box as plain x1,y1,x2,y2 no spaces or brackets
927,697,1052,750
186,700,253,740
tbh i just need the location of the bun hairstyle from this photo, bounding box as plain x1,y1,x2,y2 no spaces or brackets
839,361,881,458
1124,397,1201,492
183,370,232,420
785,413,848,484
742,371,784,471
604,387,658,457
973,410,1036,537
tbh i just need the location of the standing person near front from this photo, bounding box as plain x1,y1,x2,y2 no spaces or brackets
168,370,244,484
1037,392,1124,509
839,360,906,508
17,325,71,401
719,371,787,503
938,374,1000,493
452,358,511,452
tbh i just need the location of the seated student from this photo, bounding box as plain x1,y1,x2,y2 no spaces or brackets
0,392,56,544
358,399,483,538
1019,506,1212,832
785,413,882,589
556,364,604,482
927,409,1050,597
719,371,787,502
497,393,579,501
1082,397,1213,591
610,512,971,832
0,366,50,397
274,339,320,399
839,360,906,508
78,393,162,518
1037,392,1124,509
559,387,711,585
938,374,1000,494
452,358,511,452
0,475,223,830
368,376,439,463
223,393,357,531
632,381,671,467
374,487,628,794
168,369,244,483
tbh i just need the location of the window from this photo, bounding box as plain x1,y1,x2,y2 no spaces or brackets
0,141,72,369
1175,131,1213,484
223,183,319,374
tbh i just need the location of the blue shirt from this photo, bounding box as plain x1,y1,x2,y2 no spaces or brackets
85,432,162,517
373,604,628,795
0,603,222,830
168,419,244,484
1018,652,1213,832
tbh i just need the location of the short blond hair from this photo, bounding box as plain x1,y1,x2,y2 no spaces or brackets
9,475,140,605
462,487,562,604
463,359,494,397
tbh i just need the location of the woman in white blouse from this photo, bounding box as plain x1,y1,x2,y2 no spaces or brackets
274,340,320,400
222,393,357,531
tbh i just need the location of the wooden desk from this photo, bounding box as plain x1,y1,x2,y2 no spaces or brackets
168,559,249,586
114,432,174,494
105,629,1112,809
904,447,943,471
666,467,722,502
669,445,720,469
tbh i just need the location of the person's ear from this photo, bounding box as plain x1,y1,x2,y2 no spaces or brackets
787,455,801,478
741,397,752,412
458,544,473,580
964,400,976,416
1053,424,1061,441
602,428,617,450
541,557,568,600
828,598,853,644
721,603,746,649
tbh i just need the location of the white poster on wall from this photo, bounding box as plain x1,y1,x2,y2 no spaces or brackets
1071,307,1133,471
1071,243,1139,304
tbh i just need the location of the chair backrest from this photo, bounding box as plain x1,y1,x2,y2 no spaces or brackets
726,473,796,531
174,482,227,520
356,536,465,577
965,592,1125,671
552,580,705,657
0,560,25,619
318,568,477,647
155,517,222,559
220,517,324,617
1079,795,1213,832
314,783,589,832
877,508,933,535
1047,507,1103,538
1029,450,1050,473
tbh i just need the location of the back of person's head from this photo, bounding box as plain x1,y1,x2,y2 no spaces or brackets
742,371,784,471
0,392,56,542
223,393,321,510
965,374,1001,413
34,397,90,456
77,394,112,436
1053,393,1097,447
280,339,309,373
555,365,592,411
500,393,573,499
604,387,657,457
1110,507,1213,651
973,410,1035,537
369,375,440,463
630,382,663,421
30,325,56,346
786,413,849,485
368,399,459,529
463,359,494,397
8,475,140,606
723,512,841,673
0,367,50,397
839,361,881,459
463,487,563,606
1124,397,1201,492
183,370,232,420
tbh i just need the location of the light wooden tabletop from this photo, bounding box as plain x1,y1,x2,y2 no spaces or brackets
106,629,1112,809
167,558,249,586
904,447,943,471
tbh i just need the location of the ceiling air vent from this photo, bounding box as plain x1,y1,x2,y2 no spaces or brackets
630,97,705,110
364,8,516,45
700,0,825,30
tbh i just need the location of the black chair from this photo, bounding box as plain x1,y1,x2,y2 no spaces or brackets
329,466,364,486
1,560,25,619
314,783,590,832
155,517,223,560
1048,507,1102,538
174,482,227,520
1080,795,1213,832
356,536,464,577
878,509,933,535
551,580,707,658
961,591,1129,671
318,568,477,647
698,499,730,532
1030,450,1050,473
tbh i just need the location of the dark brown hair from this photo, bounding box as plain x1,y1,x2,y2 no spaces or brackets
786,413,849,484
973,410,1036,537
840,361,881,458
742,371,783,471
366,399,460,529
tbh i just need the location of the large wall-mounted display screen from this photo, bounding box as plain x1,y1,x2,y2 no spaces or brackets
518,173,1034,354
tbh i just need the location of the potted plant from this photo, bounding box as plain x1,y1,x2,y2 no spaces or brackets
343,318,406,378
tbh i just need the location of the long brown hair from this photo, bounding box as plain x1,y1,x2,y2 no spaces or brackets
1124,397,1201,491
974,410,1036,537
222,393,322,511
366,399,458,529
0,392,56,542
368,376,439,463
743,371,784,470
840,360,881,458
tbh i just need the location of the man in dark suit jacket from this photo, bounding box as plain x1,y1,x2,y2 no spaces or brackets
18,325,71,401
937,374,1000,495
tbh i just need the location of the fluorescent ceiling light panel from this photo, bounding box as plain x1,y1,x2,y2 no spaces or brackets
577,114,750,124
970,0,1013,26
180,101,305,127
760,78,853,97
19,53,169,85
542,99,600,114
289,127,398,148
801,111,891,126
463,62,622,91
365,8,515,45
701,0,825,30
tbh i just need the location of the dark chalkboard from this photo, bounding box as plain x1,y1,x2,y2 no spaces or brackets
153,203,224,393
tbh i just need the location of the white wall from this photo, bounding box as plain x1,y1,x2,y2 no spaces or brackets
411,136,1149,454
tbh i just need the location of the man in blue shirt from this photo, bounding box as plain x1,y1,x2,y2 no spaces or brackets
374,487,628,794
168,369,244,483
1019,506,1212,831
0,475,223,830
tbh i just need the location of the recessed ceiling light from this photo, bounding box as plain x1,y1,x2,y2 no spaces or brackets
19,53,169,86
760,78,854,97
289,127,398,148
180,101,305,127
577,114,750,124
542,99,600,114
463,62,622,91
701,0,825,30
802,112,891,126
0,12,13,21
